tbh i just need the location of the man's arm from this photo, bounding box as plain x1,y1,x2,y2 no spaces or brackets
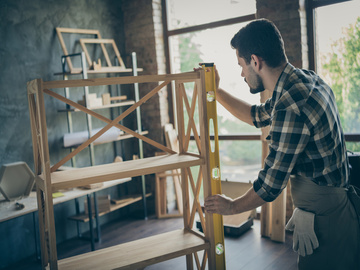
216,88,254,126
204,186,266,215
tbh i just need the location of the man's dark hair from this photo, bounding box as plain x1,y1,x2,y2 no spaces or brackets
230,19,288,68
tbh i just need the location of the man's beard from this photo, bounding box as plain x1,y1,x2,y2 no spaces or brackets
245,66,265,94
245,77,265,94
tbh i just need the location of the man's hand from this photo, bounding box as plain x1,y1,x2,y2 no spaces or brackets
193,63,220,90
204,194,234,215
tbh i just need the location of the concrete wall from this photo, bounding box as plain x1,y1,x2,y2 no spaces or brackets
0,0,133,267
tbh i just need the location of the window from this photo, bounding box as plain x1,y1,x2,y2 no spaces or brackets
312,0,360,151
166,0,256,31
165,0,260,182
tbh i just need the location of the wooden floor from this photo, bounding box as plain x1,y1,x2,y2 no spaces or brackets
7,216,298,270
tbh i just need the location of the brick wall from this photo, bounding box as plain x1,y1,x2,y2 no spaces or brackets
257,0,308,69
122,0,169,157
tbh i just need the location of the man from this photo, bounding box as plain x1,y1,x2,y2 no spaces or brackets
203,19,359,269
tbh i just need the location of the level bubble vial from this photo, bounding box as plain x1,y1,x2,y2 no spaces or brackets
207,91,215,102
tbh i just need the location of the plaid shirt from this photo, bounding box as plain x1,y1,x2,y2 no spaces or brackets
251,63,349,202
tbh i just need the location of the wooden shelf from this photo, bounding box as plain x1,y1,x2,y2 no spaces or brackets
87,101,135,110
94,130,149,145
62,131,149,149
68,193,152,222
58,100,136,112
92,131,149,146
58,229,209,270
54,67,143,75
46,154,203,191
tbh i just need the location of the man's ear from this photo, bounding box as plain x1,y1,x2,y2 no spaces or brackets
250,54,263,72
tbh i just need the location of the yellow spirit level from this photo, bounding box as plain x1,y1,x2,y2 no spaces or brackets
201,63,226,270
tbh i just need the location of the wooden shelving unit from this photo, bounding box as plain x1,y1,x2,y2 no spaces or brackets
27,70,222,269
56,49,150,222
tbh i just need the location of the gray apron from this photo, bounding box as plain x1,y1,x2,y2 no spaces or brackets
290,175,360,270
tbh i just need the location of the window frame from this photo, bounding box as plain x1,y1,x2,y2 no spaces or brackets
306,0,360,143
161,0,256,124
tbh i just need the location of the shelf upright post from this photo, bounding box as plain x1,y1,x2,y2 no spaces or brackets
113,57,125,159
81,52,96,166
61,54,77,168
132,52,148,220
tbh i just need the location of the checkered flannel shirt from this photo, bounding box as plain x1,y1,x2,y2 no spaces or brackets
251,63,349,202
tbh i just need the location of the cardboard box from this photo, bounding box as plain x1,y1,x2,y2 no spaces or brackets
197,180,255,237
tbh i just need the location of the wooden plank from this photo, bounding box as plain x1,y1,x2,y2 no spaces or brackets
59,100,136,112
34,80,59,268
55,27,104,73
182,83,201,152
58,229,209,270
175,83,190,224
48,154,204,191
175,81,194,269
56,27,101,35
27,90,41,177
35,187,48,267
111,193,151,206
260,90,272,239
164,124,183,215
160,175,167,215
54,67,143,75
43,71,200,89
69,193,152,222
78,39,125,69
155,172,162,217
79,38,113,67
111,39,126,69
84,195,110,214
109,95,127,101
270,188,286,243
61,131,149,149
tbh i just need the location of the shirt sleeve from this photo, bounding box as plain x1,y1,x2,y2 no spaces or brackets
251,98,272,128
253,108,310,202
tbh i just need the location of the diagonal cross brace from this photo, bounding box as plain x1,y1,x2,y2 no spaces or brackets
44,80,175,172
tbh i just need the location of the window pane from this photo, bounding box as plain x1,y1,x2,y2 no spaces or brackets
220,140,262,183
169,21,262,183
169,23,261,121
315,0,360,149
166,0,256,31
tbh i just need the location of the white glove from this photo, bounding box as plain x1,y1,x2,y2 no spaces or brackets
285,208,319,257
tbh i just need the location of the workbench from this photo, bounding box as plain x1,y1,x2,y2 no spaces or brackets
0,177,132,255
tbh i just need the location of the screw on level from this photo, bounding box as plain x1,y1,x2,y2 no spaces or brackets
207,91,215,102
215,243,224,255
212,167,220,179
